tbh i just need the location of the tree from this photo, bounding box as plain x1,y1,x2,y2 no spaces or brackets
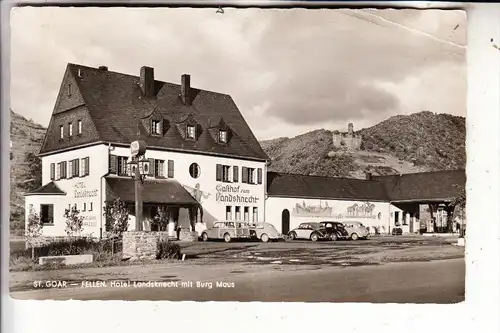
154,206,170,241
103,198,130,238
451,185,466,237
20,152,42,192
64,206,84,237
25,211,43,260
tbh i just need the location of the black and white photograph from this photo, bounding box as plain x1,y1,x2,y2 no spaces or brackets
8,5,469,303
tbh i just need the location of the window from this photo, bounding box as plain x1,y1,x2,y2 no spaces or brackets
154,159,165,178
68,83,72,97
68,160,74,178
189,163,201,179
83,203,87,212
394,211,400,226
253,207,258,223
216,164,231,182
244,207,250,222
152,120,161,135
235,206,241,220
78,120,82,134
69,123,73,136
187,125,196,139
117,156,128,176
222,165,231,182
60,125,64,139
219,129,227,143
80,157,90,176
257,168,263,184
226,206,232,220
89,202,93,212
40,204,54,225
242,167,262,185
57,161,67,179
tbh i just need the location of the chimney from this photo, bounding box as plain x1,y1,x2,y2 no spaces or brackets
365,172,372,181
181,74,191,105
98,66,108,71
140,66,155,98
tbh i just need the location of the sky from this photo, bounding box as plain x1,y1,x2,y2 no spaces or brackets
10,7,466,140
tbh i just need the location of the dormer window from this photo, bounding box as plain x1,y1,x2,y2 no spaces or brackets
219,129,227,143
187,125,196,139
69,122,73,136
59,125,64,139
151,120,161,135
68,83,72,97
78,120,82,134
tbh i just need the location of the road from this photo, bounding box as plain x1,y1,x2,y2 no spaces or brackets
11,258,465,303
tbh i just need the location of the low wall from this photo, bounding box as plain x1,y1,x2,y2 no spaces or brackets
122,231,161,261
26,236,98,249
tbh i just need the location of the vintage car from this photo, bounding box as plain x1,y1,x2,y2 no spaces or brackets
201,221,251,243
319,221,350,240
249,222,282,243
342,221,370,240
288,222,330,242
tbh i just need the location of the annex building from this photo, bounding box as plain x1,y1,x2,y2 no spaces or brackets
25,64,466,238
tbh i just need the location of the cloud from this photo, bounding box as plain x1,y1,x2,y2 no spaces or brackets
10,7,466,139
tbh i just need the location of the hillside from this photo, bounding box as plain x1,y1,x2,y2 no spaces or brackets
260,111,465,179
10,110,45,232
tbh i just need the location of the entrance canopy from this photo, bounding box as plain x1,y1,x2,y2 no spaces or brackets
105,177,198,206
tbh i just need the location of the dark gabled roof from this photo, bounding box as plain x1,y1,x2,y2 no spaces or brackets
25,182,66,196
105,177,198,205
40,63,268,161
373,169,466,202
266,172,390,201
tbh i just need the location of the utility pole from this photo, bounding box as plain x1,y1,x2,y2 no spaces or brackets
135,155,143,231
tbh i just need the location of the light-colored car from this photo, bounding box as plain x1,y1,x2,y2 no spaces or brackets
288,222,327,242
249,222,282,243
342,221,370,240
201,221,251,243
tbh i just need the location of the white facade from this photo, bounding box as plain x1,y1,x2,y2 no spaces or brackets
26,143,266,237
266,196,391,235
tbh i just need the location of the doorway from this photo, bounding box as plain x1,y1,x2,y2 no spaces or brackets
281,209,290,234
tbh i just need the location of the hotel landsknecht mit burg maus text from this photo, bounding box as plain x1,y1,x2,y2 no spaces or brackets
25,64,466,240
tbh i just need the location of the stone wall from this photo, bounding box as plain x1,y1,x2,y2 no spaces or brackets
122,231,161,261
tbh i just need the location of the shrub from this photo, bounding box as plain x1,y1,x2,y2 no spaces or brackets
156,239,181,260
104,198,130,237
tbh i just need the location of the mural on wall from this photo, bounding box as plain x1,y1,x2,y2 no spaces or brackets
183,183,211,223
292,200,381,220
293,200,332,217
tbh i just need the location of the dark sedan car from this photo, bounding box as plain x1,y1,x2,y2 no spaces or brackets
319,221,350,240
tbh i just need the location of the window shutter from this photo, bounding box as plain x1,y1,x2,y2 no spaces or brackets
148,158,155,176
75,159,80,177
167,160,174,178
233,166,239,183
50,163,55,180
85,157,90,175
242,167,248,183
257,168,262,184
62,161,67,179
109,154,117,174
216,164,222,181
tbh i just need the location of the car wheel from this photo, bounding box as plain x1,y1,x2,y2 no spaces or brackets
310,233,319,242
223,233,231,243
261,233,269,243
289,232,297,240
351,233,359,241
330,233,338,241
202,233,209,242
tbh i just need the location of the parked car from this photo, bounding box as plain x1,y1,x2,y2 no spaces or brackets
201,221,251,243
288,222,329,242
342,221,370,240
319,221,350,240
249,222,282,242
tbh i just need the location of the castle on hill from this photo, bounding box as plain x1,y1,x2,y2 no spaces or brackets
332,123,362,151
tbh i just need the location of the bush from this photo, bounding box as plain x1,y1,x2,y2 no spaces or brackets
156,239,181,260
